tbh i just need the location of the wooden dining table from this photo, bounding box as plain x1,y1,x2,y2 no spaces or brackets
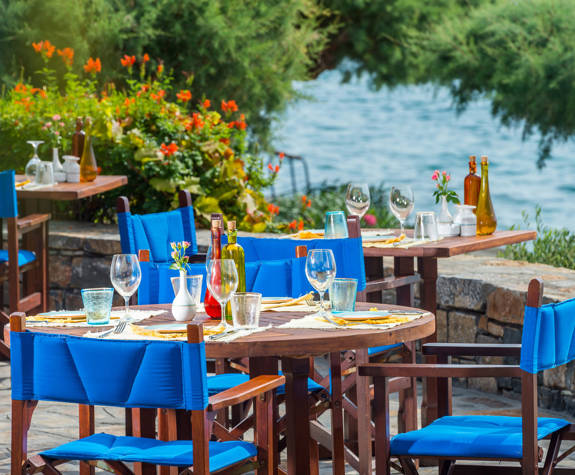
6,302,435,475
360,229,536,427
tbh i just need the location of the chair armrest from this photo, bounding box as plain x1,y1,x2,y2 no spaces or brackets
358,363,522,378
208,374,285,411
422,343,521,358
188,253,207,264
17,214,50,232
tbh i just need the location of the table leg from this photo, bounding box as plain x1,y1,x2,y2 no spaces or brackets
418,256,438,427
250,357,279,475
355,348,373,475
282,357,313,475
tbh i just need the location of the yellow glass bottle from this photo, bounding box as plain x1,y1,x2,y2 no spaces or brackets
476,155,497,235
222,220,246,321
80,134,98,182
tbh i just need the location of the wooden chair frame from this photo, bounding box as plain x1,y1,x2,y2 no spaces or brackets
10,313,284,475
359,278,575,475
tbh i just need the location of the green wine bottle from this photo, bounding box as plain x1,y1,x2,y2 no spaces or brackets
222,220,246,321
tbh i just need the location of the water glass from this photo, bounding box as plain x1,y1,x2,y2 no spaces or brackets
171,274,203,305
389,185,414,233
330,278,358,311
110,254,142,319
324,211,349,239
345,183,371,218
207,259,239,329
305,249,337,316
231,292,262,328
82,288,114,325
414,211,439,241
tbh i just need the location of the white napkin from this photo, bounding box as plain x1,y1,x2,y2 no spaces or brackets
26,309,166,328
278,313,425,330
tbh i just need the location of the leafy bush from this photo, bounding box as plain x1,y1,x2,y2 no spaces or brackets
0,42,281,231
499,206,575,270
271,182,397,232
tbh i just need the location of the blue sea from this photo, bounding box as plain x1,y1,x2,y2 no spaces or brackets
274,69,575,230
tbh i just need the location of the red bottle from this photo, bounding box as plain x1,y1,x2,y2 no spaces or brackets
204,216,222,318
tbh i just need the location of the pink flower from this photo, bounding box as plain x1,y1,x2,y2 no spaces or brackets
52,114,61,121
436,183,441,189
54,131,60,135
45,122,52,128
170,242,177,250
432,170,439,180
59,122,65,127
446,174,450,182
364,214,377,226
171,250,178,259
442,171,447,176
183,241,191,248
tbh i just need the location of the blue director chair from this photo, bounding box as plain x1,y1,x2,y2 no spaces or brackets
359,278,575,474
10,313,284,474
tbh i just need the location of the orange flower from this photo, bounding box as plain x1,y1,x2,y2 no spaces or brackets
14,83,28,94
221,100,238,113
176,90,192,102
84,57,102,74
121,54,136,68
57,47,74,67
160,142,178,156
298,220,304,231
203,99,211,109
219,138,230,145
32,41,43,53
30,88,47,98
267,163,273,171
278,152,285,160
274,165,280,173
43,40,55,58
142,53,150,63
301,195,307,204
224,147,234,158
157,64,164,75
266,204,279,215
306,199,312,208
288,220,297,231
150,89,166,102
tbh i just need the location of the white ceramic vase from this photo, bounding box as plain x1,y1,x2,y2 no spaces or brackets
171,271,197,321
52,148,66,182
437,195,459,237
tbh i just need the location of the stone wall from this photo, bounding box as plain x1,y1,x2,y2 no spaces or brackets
45,222,575,413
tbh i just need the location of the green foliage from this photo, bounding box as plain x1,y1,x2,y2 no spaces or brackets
420,0,575,166
0,0,330,147
499,206,575,270
273,182,396,232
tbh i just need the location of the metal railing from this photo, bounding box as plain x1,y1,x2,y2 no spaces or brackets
271,151,311,198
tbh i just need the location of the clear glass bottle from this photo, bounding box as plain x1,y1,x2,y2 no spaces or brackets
222,220,246,321
476,155,497,235
464,155,481,209
204,218,223,318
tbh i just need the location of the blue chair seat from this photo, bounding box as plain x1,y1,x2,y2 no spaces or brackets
390,415,570,459
0,249,35,266
368,343,403,356
41,433,256,471
208,372,324,396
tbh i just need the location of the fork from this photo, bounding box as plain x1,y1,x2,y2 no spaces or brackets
98,319,128,339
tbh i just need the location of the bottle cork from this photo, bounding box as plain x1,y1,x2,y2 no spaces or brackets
228,220,236,231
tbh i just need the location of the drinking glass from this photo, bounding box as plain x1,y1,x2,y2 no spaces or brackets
110,254,142,319
414,211,439,242
36,161,54,185
324,211,349,239
25,140,44,183
82,288,114,325
345,183,370,219
389,185,414,234
330,278,358,311
231,292,262,328
207,259,239,330
305,249,337,316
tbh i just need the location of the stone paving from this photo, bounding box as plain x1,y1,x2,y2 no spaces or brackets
2,359,575,474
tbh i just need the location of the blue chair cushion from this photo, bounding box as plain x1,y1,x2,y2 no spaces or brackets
0,249,36,266
368,343,403,356
40,433,256,471
207,373,324,396
390,415,570,459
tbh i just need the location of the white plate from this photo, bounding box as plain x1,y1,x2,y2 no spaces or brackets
332,311,392,321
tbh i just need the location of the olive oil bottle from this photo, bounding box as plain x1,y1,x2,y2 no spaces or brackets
222,221,246,320
476,155,497,235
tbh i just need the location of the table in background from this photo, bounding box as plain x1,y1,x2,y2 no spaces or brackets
361,229,536,426
6,302,435,475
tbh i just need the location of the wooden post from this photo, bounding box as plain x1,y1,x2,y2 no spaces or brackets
79,405,95,475
373,376,391,475
329,352,346,475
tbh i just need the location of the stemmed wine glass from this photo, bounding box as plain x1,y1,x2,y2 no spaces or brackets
25,140,44,183
207,259,239,331
345,183,371,219
389,185,414,234
305,249,337,317
110,254,142,319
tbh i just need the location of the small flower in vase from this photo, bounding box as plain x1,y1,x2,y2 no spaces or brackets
169,241,191,273
432,170,460,205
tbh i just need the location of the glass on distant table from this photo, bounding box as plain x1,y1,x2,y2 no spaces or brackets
330,278,358,311
25,140,44,183
414,211,439,242
231,292,262,328
171,274,203,306
82,287,114,325
389,185,414,234
324,211,349,239
345,183,371,218
305,249,337,317
110,254,142,319
36,161,55,185
207,259,239,330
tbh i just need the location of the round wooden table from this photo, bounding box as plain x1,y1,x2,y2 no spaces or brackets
7,302,434,475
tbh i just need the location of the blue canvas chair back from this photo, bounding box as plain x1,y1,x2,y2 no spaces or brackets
229,235,366,298
11,331,208,410
520,296,575,374
117,207,198,263
0,170,18,218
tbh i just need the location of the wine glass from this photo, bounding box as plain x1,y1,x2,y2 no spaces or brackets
305,249,337,317
110,254,142,319
207,259,239,330
345,183,371,219
389,185,414,234
25,140,44,183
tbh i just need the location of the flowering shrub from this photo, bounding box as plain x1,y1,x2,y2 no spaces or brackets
432,170,460,204
0,41,282,231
